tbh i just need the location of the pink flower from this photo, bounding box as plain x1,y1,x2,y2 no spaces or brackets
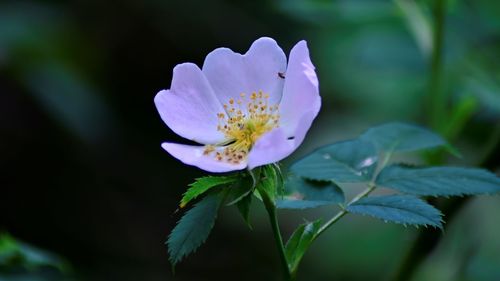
155,37,320,172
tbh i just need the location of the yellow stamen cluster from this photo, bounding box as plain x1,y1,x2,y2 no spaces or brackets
204,91,280,164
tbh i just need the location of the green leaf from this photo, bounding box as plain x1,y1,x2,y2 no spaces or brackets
0,232,69,272
347,195,443,228
377,165,500,196
257,165,279,202
225,175,254,206
248,167,262,188
285,220,322,274
167,193,222,266
236,193,253,229
180,176,236,208
290,139,378,182
360,122,447,153
273,163,286,196
277,176,345,209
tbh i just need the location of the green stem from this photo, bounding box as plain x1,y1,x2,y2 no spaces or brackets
259,189,291,281
428,0,446,130
314,209,348,239
313,148,394,241
313,183,377,240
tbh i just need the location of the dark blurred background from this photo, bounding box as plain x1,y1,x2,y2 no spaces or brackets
1,0,499,280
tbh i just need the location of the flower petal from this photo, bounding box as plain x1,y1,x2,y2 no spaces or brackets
154,63,226,144
289,110,318,147
162,143,247,173
279,40,321,137
202,37,287,107
247,128,294,170
247,110,317,170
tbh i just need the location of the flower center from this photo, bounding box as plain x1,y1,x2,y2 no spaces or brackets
204,91,280,164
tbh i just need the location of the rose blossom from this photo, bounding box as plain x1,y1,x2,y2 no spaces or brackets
155,37,320,172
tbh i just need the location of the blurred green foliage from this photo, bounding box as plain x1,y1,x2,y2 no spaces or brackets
1,0,499,280
0,233,73,280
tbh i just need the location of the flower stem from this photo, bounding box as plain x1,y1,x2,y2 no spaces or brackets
268,203,291,281
255,165,292,280
259,188,291,281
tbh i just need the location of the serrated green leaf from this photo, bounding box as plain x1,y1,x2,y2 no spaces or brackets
347,195,443,228
277,176,345,209
377,165,500,196
180,176,236,208
290,139,378,182
360,122,448,153
285,220,322,274
167,193,222,266
236,193,253,229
